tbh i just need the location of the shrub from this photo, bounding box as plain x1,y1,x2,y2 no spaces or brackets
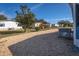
35,27,40,31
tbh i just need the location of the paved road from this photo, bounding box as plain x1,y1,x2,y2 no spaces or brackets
0,29,79,56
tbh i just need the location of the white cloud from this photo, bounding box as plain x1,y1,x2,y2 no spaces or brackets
46,17,73,24
0,11,13,20
55,18,73,23
31,3,43,10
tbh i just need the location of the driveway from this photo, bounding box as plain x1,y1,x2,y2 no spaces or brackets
0,29,79,56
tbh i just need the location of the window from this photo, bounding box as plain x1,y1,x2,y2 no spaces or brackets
0,23,5,27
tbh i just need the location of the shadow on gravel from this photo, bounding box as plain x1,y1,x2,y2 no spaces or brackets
8,31,79,56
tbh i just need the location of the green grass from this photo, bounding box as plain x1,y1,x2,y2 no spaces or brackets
0,29,36,39
0,28,56,39
0,30,24,39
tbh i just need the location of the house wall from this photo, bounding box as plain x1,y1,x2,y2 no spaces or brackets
74,4,79,47
31,22,42,28
70,4,79,47
35,23,41,27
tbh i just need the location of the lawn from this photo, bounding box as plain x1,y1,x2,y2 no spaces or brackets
0,28,55,39
0,30,24,39
0,28,36,39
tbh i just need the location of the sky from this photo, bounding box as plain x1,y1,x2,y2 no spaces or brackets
0,3,73,24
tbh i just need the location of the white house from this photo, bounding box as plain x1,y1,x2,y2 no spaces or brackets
55,24,59,27
31,22,53,29
0,21,23,31
31,22,42,28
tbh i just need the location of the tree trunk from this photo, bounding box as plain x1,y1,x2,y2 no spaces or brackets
23,25,27,32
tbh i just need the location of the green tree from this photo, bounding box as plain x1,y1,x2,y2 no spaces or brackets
38,19,49,24
0,15,7,21
58,20,73,27
16,5,35,32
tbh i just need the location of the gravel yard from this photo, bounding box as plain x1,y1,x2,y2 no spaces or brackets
0,29,79,56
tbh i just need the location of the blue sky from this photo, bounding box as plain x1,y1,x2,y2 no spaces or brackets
0,3,73,24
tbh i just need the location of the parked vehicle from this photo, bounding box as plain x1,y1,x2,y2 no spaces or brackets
0,21,23,31
58,27,73,39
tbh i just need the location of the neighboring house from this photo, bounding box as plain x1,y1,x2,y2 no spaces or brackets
46,23,52,28
55,24,59,27
31,22,52,29
31,22,42,28
0,21,23,31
